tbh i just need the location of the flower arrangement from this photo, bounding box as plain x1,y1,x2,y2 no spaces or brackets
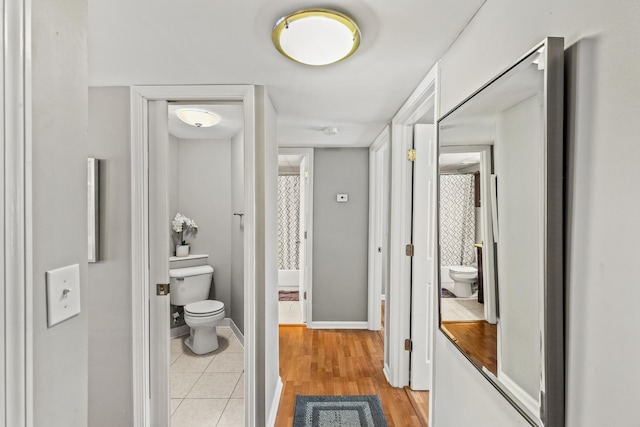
172,213,198,245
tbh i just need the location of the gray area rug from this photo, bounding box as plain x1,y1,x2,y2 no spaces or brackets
293,395,388,427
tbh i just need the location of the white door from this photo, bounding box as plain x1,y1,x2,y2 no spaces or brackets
298,156,308,322
148,100,171,425
410,124,437,390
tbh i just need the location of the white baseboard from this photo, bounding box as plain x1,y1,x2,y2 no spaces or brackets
495,369,540,420
381,294,386,301
308,321,368,329
170,325,189,339
229,318,244,348
267,376,284,427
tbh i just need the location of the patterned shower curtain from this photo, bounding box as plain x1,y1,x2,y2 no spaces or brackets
439,174,476,266
277,175,300,270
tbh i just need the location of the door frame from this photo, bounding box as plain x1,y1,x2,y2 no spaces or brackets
368,128,390,331
386,64,438,388
130,85,257,427
3,0,32,425
277,148,314,325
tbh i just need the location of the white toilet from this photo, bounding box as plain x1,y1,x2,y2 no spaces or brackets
448,265,478,298
170,265,225,354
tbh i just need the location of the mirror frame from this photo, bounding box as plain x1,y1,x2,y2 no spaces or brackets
436,37,565,426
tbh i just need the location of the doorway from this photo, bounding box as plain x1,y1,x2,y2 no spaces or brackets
277,148,314,325
130,85,261,426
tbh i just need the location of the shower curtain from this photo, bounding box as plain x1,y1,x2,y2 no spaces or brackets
440,174,476,266
277,175,300,270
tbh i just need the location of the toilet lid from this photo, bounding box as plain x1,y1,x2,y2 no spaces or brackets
449,265,477,274
185,300,224,316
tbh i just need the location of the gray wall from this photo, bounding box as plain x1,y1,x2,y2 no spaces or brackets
433,1,640,426
231,131,245,333
312,148,369,322
87,87,133,427
174,139,232,310
32,0,88,425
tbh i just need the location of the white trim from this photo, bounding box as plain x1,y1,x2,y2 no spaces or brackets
494,369,540,421
229,319,245,348
130,85,257,427
266,377,283,427
387,64,438,388
4,0,33,425
278,147,314,325
308,321,369,330
367,127,390,331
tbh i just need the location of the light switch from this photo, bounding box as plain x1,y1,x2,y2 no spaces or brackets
337,193,349,203
46,264,81,327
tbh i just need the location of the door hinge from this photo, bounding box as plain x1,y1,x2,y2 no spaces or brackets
405,244,414,257
407,148,416,162
540,391,545,420
304,291,307,300
304,231,307,239
157,283,170,296
405,339,413,351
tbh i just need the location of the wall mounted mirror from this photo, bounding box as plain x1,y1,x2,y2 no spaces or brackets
437,38,564,426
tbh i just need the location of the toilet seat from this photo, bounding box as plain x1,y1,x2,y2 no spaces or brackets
185,300,224,317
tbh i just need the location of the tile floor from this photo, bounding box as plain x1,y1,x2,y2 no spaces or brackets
278,301,303,324
440,296,484,321
170,327,244,427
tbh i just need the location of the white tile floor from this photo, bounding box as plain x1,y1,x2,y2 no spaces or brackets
441,296,485,321
170,327,244,427
278,300,303,324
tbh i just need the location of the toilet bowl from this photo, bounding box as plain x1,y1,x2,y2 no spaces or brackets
448,265,478,298
183,299,225,354
170,264,226,354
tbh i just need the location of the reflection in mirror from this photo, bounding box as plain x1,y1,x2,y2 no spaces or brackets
437,38,564,427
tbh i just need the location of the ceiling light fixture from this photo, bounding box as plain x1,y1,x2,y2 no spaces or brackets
176,108,220,128
272,9,361,66
322,127,338,136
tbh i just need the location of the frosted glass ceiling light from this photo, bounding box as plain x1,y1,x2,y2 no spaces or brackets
176,108,220,128
272,9,361,66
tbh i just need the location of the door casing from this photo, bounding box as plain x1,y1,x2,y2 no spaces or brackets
130,85,257,427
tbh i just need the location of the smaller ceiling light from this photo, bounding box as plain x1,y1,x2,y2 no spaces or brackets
176,108,220,128
322,127,338,136
272,9,361,66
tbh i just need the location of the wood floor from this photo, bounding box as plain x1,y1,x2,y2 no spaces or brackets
275,325,429,426
441,320,497,375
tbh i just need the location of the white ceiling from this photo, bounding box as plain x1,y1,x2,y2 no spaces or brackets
89,0,486,147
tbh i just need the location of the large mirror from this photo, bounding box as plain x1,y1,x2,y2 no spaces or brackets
437,38,564,426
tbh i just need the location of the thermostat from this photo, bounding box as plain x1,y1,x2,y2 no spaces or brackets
337,194,348,203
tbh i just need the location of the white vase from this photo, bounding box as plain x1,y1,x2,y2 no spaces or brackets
176,244,190,257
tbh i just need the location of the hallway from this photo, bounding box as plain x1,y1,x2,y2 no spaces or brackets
274,326,429,426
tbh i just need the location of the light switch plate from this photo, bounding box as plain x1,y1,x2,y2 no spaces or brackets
46,264,81,327
337,193,349,203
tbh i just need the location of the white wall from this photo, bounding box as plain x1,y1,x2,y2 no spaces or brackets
494,96,542,401
312,148,370,322
433,1,640,426
87,87,133,427
173,138,232,309
31,0,88,425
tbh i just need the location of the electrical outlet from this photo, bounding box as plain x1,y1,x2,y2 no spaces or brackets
337,194,348,203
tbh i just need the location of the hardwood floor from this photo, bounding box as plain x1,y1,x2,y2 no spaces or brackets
441,320,497,375
275,326,429,426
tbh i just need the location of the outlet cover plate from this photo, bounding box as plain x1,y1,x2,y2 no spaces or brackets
337,193,349,203
46,264,81,327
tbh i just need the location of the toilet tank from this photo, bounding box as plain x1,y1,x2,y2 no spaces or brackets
169,265,214,306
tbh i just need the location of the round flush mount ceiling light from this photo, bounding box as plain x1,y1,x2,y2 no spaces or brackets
272,9,361,66
176,108,220,128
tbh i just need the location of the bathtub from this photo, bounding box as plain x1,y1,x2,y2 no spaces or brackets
278,269,299,292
